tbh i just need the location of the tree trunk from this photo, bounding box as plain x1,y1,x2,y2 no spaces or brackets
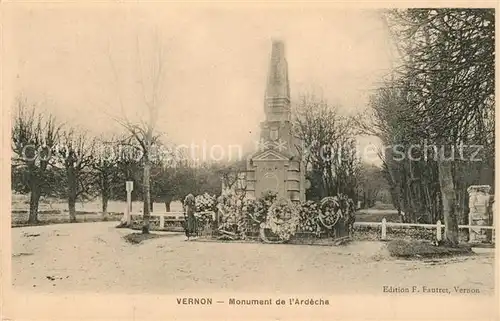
28,184,41,224
326,166,335,196
68,197,77,223
101,174,109,219
486,196,494,243
427,184,434,222
67,166,77,223
165,200,171,212
438,160,459,246
452,161,469,241
102,193,108,219
142,159,151,234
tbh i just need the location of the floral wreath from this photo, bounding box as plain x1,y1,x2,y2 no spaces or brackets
318,196,344,229
260,198,299,242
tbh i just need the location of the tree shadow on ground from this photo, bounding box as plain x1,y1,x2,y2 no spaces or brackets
122,232,180,245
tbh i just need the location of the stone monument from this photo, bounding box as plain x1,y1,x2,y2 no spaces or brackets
467,185,493,243
245,40,306,202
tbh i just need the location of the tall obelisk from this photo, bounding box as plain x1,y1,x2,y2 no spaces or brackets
245,40,305,202
263,40,291,122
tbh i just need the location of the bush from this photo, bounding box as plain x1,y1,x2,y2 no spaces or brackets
123,232,170,244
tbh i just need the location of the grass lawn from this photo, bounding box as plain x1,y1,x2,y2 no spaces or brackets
355,210,401,222
387,239,474,259
11,193,183,227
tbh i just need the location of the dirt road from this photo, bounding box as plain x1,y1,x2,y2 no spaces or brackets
11,222,495,295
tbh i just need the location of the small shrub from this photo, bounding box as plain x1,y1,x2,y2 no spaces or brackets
387,239,474,259
122,232,170,245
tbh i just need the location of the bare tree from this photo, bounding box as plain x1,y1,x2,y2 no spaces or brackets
356,162,390,208
293,93,359,200
364,9,495,245
11,96,62,223
218,159,248,193
58,129,96,222
92,134,122,219
106,29,167,234
149,142,197,212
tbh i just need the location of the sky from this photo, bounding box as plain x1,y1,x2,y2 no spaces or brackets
4,4,396,163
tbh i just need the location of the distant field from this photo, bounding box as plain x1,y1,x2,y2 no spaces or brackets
11,193,184,226
355,209,401,223
369,202,396,211
354,201,399,223
11,194,184,213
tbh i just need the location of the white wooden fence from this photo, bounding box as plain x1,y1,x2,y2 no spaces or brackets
354,219,496,241
132,211,216,229
130,210,495,242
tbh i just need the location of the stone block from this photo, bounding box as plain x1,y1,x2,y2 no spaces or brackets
467,185,493,243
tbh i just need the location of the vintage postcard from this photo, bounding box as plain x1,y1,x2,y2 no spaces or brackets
1,1,498,320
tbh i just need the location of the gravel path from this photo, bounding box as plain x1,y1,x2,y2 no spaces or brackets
11,222,495,295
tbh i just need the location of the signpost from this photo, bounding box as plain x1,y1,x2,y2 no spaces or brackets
124,181,134,225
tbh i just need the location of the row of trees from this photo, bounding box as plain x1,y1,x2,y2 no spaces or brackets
12,93,389,228
11,26,392,235
293,93,390,206
362,9,494,245
11,29,240,234
11,97,229,225
293,94,360,202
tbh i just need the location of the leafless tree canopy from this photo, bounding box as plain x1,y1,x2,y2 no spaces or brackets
293,93,359,200
362,9,495,245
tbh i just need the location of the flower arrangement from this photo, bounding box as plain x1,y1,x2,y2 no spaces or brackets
318,196,344,229
296,195,355,237
216,190,279,239
194,193,217,229
247,191,276,226
263,197,300,242
297,201,323,236
195,193,217,212
217,189,246,237
193,187,355,242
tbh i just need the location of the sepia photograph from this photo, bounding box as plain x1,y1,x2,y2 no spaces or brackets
1,3,497,320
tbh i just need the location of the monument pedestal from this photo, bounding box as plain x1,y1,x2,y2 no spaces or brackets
246,150,305,202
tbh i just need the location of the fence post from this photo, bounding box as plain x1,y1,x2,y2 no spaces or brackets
436,220,442,242
381,218,387,241
160,216,165,230
125,181,133,225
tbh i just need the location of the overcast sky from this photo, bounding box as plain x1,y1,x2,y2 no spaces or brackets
4,4,396,163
